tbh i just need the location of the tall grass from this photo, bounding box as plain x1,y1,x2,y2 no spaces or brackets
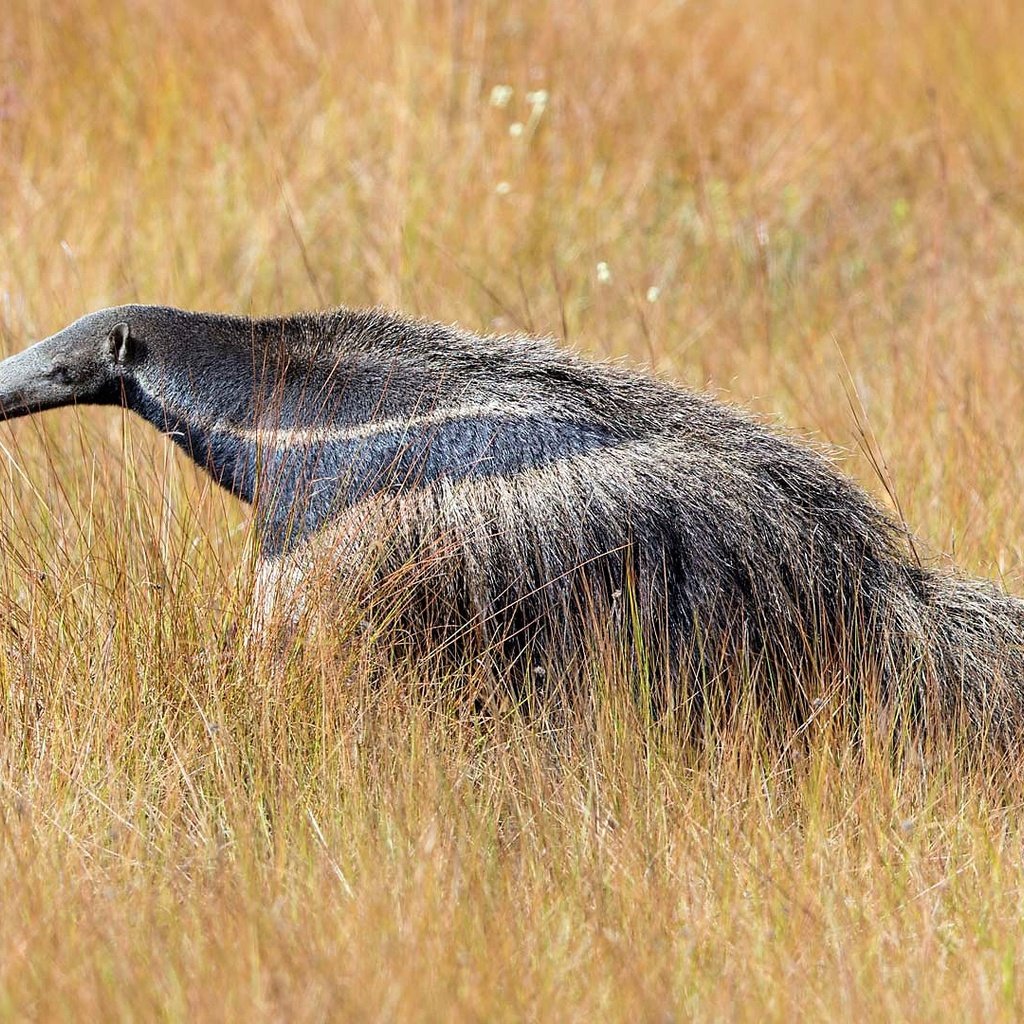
3,0,1024,1018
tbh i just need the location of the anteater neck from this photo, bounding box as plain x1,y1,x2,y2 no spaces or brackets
123,377,260,504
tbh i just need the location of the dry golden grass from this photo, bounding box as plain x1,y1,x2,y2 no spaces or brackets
3,0,1024,1019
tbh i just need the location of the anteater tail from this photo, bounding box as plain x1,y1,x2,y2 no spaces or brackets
919,572,1024,739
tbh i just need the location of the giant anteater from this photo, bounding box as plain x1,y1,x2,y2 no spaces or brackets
0,305,1020,733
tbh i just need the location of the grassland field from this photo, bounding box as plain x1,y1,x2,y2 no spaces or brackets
3,1,1024,1019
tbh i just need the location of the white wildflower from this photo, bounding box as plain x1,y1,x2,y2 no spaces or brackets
525,89,548,111
509,122,524,138
596,261,612,283
646,285,661,303
489,84,514,108
495,181,512,195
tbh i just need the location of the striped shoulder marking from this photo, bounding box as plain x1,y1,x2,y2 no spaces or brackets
233,403,554,447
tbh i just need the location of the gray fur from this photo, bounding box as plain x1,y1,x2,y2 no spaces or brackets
1,304,1023,735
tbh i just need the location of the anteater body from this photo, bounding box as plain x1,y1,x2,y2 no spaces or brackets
0,305,1021,731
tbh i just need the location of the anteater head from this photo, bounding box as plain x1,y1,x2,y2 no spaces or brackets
0,308,139,420
0,305,268,424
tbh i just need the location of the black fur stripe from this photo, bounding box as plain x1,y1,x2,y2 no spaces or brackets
258,413,614,553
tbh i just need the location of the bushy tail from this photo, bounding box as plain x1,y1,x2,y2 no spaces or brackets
922,572,1024,742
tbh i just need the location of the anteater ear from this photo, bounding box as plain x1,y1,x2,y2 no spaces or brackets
107,322,134,364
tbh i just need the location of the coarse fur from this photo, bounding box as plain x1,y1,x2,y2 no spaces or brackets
1,304,1023,736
